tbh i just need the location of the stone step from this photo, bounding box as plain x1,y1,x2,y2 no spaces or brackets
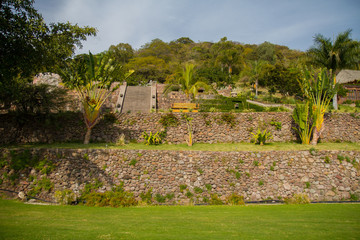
122,86,151,113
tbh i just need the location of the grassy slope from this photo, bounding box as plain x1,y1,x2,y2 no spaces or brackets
0,200,359,240
3,142,360,152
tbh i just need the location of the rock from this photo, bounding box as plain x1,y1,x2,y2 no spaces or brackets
283,183,291,190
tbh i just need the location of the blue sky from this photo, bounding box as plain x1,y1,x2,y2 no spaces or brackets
34,0,360,54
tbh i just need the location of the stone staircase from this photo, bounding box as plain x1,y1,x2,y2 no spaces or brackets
121,86,152,113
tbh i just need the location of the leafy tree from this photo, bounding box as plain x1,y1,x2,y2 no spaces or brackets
125,56,169,84
259,63,301,97
164,63,210,100
107,43,134,64
58,53,133,144
0,0,96,110
298,68,340,145
307,29,360,108
138,38,172,62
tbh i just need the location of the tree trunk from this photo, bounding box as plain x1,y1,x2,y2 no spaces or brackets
84,127,92,144
310,123,324,145
333,94,338,110
255,79,258,98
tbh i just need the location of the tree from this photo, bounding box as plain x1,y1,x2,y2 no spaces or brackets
0,0,96,110
307,29,360,109
107,43,134,64
292,102,313,144
164,63,210,100
58,52,133,144
298,68,340,145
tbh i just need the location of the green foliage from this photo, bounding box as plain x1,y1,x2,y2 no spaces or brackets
142,131,165,145
337,154,345,163
140,189,153,204
28,177,53,196
220,112,236,127
270,119,282,130
305,182,311,189
258,180,264,186
226,193,245,205
324,156,331,164
155,193,166,203
194,187,203,194
209,194,224,205
309,147,318,156
129,159,137,166
292,102,313,144
179,184,187,192
205,184,212,191
251,129,272,145
82,179,103,195
235,171,241,179
166,193,175,200
349,193,359,201
54,189,76,205
284,193,310,204
253,160,259,167
159,113,179,128
81,184,137,207
35,158,55,175
185,191,193,198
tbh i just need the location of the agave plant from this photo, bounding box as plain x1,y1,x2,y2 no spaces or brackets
59,52,133,144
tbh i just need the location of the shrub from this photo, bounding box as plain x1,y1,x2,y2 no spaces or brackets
179,184,187,192
226,193,245,205
83,189,137,208
129,159,137,166
142,131,165,145
186,191,193,198
251,128,272,145
194,187,203,194
205,184,212,191
284,193,310,204
166,193,175,200
270,119,282,130
28,177,53,196
155,193,166,203
324,156,331,164
220,112,236,127
305,182,311,189
337,154,345,163
54,189,76,205
209,194,223,205
140,189,153,204
159,113,179,128
258,180,264,186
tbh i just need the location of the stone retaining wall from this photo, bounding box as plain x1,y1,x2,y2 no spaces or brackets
0,148,359,204
1,112,359,145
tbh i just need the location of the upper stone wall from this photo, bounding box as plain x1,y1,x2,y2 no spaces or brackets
0,112,359,144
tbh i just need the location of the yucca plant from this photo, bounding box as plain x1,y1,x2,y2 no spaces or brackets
59,52,133,144
298,67,339,145
292,102,313,144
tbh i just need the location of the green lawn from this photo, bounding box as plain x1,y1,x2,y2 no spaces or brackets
3,142,360,152
0,200,359,240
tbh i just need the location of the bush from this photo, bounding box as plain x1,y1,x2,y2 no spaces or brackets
226,193,245,205
159,113,179,128
54,189,76,205
209,194,223,205
142,131,165,145
284,193,310,204
251,128,272,145
80,183,137,207
140,189,153,204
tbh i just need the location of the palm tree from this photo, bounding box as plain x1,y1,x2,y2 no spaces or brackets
59,52,133,144
163,63,210,100
307,29,360,109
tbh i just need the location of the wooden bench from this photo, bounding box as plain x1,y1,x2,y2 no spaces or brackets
171,103,199,112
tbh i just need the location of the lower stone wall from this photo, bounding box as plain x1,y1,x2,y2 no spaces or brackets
1,112,359,145
1,148,359,204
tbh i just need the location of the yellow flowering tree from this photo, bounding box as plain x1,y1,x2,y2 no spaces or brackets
59,52,133,144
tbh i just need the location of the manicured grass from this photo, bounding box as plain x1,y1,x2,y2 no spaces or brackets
2,142,360,152
0,200,359,240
